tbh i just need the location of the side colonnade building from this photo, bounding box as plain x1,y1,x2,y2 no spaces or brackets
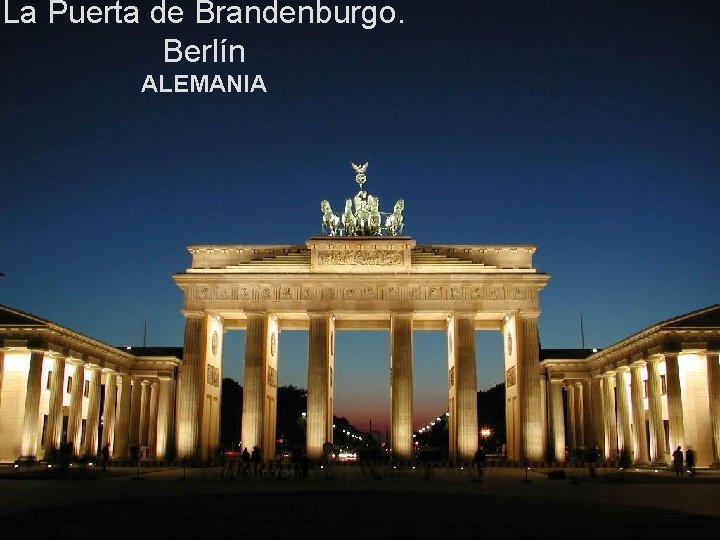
0,306,180,464
540,304,720,468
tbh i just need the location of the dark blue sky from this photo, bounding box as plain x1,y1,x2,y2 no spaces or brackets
2,1,718,432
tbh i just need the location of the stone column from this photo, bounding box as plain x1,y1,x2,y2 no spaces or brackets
306,313,334,461
128,377,143,451
44,355,66,458
241,313,272,458
601,373,617,461
114,374,131,458
615,367,633,456
156,376,175,459
450,313,477,464
566,384,577,452
176,312,207,460
20,351,45,460
590,376,604,454
573,382,585,448
148,380,159,456
139,380,151,447
83,366,102,457
516,313,543,461
664,353,684,454
67,361,85,455
547,377,565,462
646,357,667,465
539,375,548,456
706,353,720,467
0,351,4,410
581,379,593,450
630,362,649,465
101,371,117,452
390,313,413,461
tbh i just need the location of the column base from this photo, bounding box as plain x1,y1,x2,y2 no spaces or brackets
650,460,668,469
15,456,39,466
709,462,720,469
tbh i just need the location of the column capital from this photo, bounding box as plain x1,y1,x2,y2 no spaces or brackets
630,359,645,369
647,356,663,366
615,365,630,373
662,352,679,360
182,310,205,319
602,370,616,379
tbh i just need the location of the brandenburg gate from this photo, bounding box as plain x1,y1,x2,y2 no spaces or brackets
172,164,550,464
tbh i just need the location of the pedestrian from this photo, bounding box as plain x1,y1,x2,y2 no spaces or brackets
300,453,309,479
685,446,696,477
291,445,302,478
672,446,683,477
474,447,486,478
585,445,599,478
241,446,251,474
101,442,111,472
251,445,261,476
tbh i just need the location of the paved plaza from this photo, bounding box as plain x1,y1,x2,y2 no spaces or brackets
1,463,719,538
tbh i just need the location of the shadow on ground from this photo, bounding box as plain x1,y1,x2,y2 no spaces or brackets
1,490,718,539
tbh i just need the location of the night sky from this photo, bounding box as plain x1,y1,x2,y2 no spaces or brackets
2,1,718,434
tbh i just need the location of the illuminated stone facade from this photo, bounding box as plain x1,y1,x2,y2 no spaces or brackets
540,304,720,468
0,306,180,464
172,237,550,463
2,288,717,469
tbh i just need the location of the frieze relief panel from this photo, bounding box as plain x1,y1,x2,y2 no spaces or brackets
505,366,516,388
267,366,277,388
317,250,403,266
206,365,220,387
187,283,539,307
487,286,505,301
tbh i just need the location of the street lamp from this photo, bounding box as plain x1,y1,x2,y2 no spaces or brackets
479,427,492,450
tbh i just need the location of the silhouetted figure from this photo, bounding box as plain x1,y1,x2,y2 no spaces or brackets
585,445,600,478
672,446,683,477
291,445,303,478
251,446,261,476
130,445,140,466
241,447,251,474
300,453,309,479
474,447,486,477
322,441,334,467
101,442,110,472
685,446,696,477
59,442,72,479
